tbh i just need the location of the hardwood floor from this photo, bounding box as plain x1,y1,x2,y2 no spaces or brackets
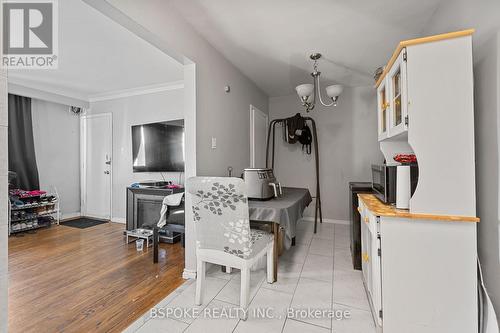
8,222,185,333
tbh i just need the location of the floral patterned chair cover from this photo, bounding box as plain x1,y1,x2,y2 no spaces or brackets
186,176,274,319
187,176,272,259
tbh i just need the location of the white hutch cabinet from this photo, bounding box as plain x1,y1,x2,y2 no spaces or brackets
364,29,479,333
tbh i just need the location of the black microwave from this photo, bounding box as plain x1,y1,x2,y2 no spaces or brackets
371,164,418,204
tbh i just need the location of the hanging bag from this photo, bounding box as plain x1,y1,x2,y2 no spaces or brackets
298,124,312,154
286,113,305,144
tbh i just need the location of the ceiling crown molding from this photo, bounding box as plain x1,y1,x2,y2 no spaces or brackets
88,81,184,102
8,76,184,106
7,75,90,102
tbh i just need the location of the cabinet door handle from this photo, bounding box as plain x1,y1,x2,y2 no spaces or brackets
364,217,369,223
357,207,362,213
363,253,370,262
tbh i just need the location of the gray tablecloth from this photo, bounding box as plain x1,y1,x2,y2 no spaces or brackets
249,187,312,249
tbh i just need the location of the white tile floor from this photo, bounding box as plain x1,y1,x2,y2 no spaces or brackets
125,221,376,333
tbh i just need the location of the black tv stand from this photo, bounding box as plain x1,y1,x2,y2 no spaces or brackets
126,186,183,232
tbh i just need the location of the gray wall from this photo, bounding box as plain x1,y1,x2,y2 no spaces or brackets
421,0,500,319
83,0,269,279
31,99,81,218
99,0,269,177
88,89,184,221
474,32,500,320
269,87,383,220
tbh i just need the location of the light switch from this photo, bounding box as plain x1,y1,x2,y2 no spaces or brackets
211,137,217,149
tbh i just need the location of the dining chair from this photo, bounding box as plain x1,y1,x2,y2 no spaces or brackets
186,177,274,319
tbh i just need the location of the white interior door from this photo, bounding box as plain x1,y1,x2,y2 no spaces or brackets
81,113,112,220
250,105,268,168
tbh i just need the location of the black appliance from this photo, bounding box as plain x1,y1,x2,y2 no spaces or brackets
371,164,418,204
131,119,184,172
349,182,372,270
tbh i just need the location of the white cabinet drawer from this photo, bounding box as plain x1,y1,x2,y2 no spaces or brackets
357,202,366,224
357,200,365,213
365,209,378,235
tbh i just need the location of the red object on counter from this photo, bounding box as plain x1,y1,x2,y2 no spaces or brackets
393,154,417,164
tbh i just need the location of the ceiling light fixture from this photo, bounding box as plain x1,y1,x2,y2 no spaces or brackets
295,53,343,112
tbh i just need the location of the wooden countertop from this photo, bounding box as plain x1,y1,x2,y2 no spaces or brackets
358,194,480,223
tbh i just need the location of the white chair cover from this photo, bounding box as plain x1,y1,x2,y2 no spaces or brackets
186,177,271,259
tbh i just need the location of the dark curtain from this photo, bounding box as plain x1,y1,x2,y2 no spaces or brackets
8,94,39,190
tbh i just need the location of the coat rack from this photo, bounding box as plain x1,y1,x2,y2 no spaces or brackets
265,116,323,233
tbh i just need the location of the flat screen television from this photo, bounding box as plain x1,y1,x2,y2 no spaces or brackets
131,119,184,172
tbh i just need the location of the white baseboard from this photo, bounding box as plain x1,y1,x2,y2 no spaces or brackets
111,217,126,224
182,269,196,280
302,217,350,225
60,212,81,221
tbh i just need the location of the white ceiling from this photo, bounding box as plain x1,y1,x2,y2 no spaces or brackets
8,0,184,99
171,0,445,97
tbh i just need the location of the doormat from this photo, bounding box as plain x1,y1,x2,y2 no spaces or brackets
61,218,109,229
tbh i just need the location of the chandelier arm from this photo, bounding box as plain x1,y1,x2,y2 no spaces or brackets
315,75,335,107
309,76,318,111
302,77,317,112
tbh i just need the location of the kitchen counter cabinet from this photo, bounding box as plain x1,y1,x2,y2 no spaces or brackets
358,195,478,333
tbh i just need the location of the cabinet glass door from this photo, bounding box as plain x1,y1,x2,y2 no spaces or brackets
377,79,389,141
392,69,402,126
388,49,408,137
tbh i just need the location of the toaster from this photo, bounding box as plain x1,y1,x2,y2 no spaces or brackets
242,168,281,200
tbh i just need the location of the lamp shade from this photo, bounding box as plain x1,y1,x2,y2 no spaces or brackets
326,84,343,98
295,84,313,98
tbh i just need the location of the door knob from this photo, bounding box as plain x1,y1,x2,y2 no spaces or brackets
104,171,110,174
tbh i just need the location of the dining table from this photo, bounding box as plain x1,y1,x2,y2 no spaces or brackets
248,187,312,282
151,187,313,282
